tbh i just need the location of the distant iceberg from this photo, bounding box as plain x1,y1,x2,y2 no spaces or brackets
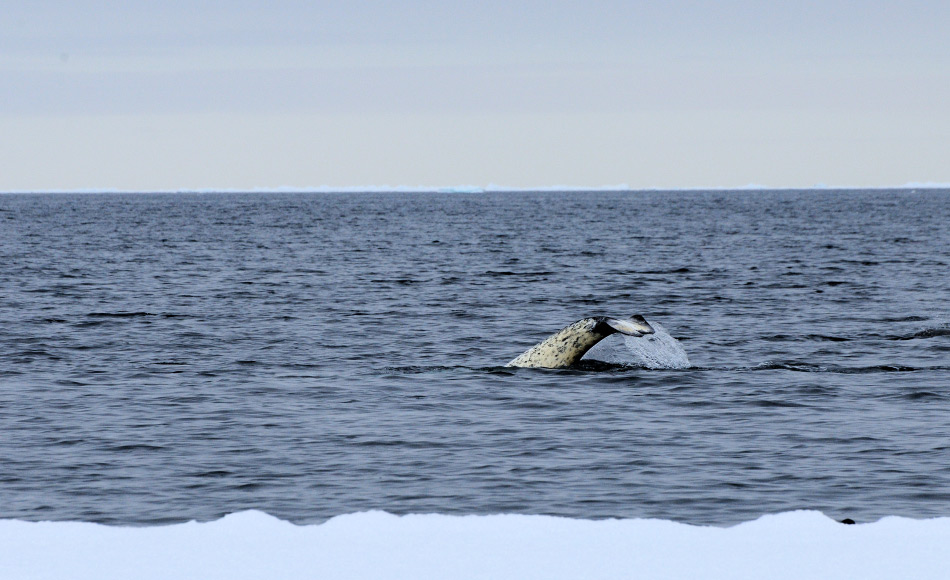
436,185,485,193
3,510,949,579
900,182,950,189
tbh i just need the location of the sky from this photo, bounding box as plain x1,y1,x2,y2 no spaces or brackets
2,0,949,190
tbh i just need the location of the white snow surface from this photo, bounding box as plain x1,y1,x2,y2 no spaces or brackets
2,510,948,580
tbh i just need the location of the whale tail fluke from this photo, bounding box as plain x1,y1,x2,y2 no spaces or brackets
604,315,654,337
506,314,655,368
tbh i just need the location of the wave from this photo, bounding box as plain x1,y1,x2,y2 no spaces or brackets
746,362,936,374
384,361,949,375
890,327,950,340
762,334,851,342
87,311,158,318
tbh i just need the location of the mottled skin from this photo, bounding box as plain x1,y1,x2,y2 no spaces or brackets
506,316,653,368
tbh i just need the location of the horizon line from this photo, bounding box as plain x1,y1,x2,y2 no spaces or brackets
1,183,949,195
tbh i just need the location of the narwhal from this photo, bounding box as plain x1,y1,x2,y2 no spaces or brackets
506,315,654,368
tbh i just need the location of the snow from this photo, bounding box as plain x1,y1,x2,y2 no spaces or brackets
2,510,948,580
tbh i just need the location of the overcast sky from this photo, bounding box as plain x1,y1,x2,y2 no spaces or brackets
2,1,948,190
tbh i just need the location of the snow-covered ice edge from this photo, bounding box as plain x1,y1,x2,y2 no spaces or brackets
3,510,948,580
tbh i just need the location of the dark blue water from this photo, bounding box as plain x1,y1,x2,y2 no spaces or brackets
1,190,948,526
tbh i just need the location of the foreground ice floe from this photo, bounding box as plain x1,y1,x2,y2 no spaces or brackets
2,510,949,580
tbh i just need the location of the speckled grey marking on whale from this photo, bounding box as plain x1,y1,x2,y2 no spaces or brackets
506,315,655,368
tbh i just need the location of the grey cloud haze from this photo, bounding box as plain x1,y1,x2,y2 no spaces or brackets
2,1,949,189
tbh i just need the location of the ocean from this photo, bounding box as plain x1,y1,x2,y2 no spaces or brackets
1,189,948,526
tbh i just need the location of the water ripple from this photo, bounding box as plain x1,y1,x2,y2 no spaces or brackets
1,189,949,526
